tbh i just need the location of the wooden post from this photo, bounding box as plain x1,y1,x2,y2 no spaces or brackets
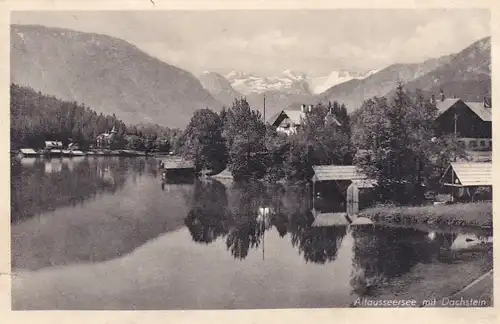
451,167,455,202
454,113,458,162
347,183,359,217
263,94,266,122
312,179,316,211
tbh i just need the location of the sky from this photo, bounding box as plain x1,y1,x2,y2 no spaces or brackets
12,9,490,77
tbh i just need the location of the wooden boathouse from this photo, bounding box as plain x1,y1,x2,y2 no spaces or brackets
311,165,376,219
439,162,492,201
158,156,196,182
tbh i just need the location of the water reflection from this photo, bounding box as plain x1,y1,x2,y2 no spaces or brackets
11,162,493,306
10,157,157,224
184,180,493,299
11,157,190,271
185,180,349,263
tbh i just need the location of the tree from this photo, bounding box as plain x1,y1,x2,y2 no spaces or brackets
263,124,289,182
183,108,227,173
223,98,266,181
352,84,437,204
125,135,145,151
280,102,354,182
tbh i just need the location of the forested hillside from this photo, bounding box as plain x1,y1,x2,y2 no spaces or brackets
10,84,182,151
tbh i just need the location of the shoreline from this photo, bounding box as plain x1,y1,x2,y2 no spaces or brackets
358,202,492,229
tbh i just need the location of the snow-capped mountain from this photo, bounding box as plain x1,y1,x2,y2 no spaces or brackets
308,69,379,94
225,69,377,95
225,69,311,95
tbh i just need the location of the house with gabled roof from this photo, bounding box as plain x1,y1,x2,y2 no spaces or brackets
96,125,118,149
268,103,341,135
434,92,491,151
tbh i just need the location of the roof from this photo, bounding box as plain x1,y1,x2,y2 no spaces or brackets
160,157,195,169
440,162,492,187
270,109,342,127
267,111,282,125
45,141,63,146
312,165,368,182
350,179,377,188
436,99,492,122
268,109,305,126
211,168,233,180
436,98,460,114
324,113,342,126
312,212,350,227
283,110,305,125
464,101,492,122
19,148,37,154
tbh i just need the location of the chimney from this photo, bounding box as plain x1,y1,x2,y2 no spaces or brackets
301,104,306,113
484,97,491,108
440,89,445,102
308,105,313,112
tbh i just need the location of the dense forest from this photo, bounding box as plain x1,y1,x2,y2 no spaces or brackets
12,82,465,204
10,83,183,151
181,84,463,204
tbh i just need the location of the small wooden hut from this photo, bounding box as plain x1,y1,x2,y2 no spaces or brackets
439,162,492,201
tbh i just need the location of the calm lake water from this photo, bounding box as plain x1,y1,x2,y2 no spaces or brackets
11,157,493,309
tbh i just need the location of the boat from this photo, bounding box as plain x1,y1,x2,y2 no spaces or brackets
72,150,85,156
61,149,72,157
18,148,40,158
49,149,63,157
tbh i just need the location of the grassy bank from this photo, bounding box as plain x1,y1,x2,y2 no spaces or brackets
359,202,492,228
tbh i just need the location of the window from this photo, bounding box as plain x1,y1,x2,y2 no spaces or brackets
458,140,465,148
469,141,477,148
480,140,486,147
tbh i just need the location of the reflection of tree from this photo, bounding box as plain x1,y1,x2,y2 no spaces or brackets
184,182,351,263
11,157,136,223
225,213,263,259
350,226,435,296
185,180,230,244
288,211,347,264
270,211,289,237
185,180,274,260
224,182,267,259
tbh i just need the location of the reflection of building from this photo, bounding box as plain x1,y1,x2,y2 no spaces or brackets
96,126,118,148
20,157,37,167
44,160,63,174
435,94,492,151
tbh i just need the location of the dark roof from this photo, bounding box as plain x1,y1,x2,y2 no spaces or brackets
267,111,282,125
436,99,492,122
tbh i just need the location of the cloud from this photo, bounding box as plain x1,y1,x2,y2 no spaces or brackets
12,9,490,75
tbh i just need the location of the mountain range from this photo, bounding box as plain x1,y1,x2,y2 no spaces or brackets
10,24,491,128
11,24,222,128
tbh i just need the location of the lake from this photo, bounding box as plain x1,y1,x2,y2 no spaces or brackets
10,157,493,309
